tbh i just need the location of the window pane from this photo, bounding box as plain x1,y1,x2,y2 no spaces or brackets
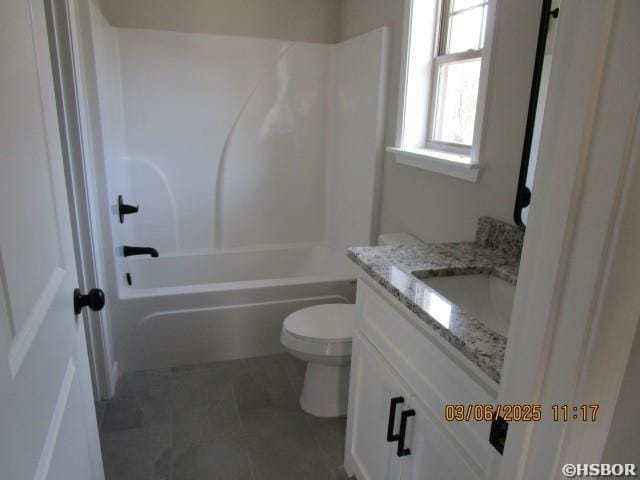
452,0,486,12
432,59,481,146
447,6,486,53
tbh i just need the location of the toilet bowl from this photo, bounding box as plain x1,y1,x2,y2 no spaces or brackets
280,304,354,418
281,233,420,418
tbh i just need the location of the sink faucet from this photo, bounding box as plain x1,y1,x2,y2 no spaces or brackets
123,245,159,258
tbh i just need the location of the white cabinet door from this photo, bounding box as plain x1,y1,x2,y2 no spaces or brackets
345,334,407,480
0,0,104,479
399,395,482,480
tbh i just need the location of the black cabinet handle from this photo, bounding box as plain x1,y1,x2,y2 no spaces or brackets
397,409,415,457
386,397,405,442
489,415,508,455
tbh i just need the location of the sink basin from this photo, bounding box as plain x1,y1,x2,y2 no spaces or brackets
418,274,515,336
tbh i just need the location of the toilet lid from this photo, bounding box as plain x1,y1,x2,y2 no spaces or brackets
283,304,355,342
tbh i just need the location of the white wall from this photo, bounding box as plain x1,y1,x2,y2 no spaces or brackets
340,0,539,243
95,0,341,44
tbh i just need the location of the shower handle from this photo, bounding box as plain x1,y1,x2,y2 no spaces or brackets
118,195,139,223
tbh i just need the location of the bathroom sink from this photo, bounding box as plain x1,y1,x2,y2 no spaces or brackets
417,274,515,336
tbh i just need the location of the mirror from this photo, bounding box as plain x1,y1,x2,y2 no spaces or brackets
514,0,561,227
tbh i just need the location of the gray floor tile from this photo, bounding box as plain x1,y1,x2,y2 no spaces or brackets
101,396,145,432
101,424,171,480
95,400,107,430
332,465,354,480
239,406,309,439
282,354,306,396
172,437,253,480
241,407,332,480
246,432,332,480
100,355,347,480
102,369,170,433
232,355,299,412
171,362,218,374
119,368,171,396
171,358,254,377
171,364,234,412
306,415,347,468
172,400,243,452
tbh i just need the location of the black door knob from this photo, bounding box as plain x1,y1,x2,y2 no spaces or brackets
74,288,106,315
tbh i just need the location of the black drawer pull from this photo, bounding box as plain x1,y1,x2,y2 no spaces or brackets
386,397,405,442
397,409,415,457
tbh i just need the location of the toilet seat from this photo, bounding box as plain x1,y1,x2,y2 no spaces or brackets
281,304,354,357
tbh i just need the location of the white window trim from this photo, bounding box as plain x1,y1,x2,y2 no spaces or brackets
390,0,498,182
386,146,479,182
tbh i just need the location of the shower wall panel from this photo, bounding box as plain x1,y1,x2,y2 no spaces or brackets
94,14,388,257
99,26,330,253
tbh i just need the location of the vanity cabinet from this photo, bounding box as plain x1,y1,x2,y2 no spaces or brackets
345,279,498,480
347,335,405,480
399,394,481,480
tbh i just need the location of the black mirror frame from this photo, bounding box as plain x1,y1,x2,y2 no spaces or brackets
514,0,559,227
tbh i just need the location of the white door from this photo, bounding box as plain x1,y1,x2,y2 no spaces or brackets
345,334,406,480
0,0,104,479
399,395,482,480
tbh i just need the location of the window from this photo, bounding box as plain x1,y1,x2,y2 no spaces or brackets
429,0,488,151
389,0,494,181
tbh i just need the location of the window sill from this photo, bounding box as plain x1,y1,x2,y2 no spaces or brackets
386,147,480,183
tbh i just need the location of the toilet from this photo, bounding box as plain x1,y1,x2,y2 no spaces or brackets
281,232,421,418
281,304,354,417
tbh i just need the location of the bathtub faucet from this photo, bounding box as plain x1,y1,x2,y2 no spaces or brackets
123,245,159,258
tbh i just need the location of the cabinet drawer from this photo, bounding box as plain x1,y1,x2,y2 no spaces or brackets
355,278,495,470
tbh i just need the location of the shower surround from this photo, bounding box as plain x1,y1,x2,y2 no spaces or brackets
90,6,389,373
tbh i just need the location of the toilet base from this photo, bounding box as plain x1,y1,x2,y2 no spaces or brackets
299,361,351,418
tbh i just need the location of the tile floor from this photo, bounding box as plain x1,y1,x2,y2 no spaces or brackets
96,353,351,480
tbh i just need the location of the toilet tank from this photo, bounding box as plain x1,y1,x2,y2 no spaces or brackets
377,232,421,246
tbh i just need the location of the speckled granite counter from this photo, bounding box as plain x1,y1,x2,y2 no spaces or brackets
347,218,523,384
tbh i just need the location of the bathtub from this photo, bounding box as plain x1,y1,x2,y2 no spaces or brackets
114,245,357,372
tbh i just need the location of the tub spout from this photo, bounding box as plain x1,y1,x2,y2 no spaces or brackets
123,245,159,258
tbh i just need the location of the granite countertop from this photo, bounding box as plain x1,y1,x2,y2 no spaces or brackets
347,241,520,383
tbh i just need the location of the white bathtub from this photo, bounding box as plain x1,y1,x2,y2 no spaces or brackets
114,245,357,372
